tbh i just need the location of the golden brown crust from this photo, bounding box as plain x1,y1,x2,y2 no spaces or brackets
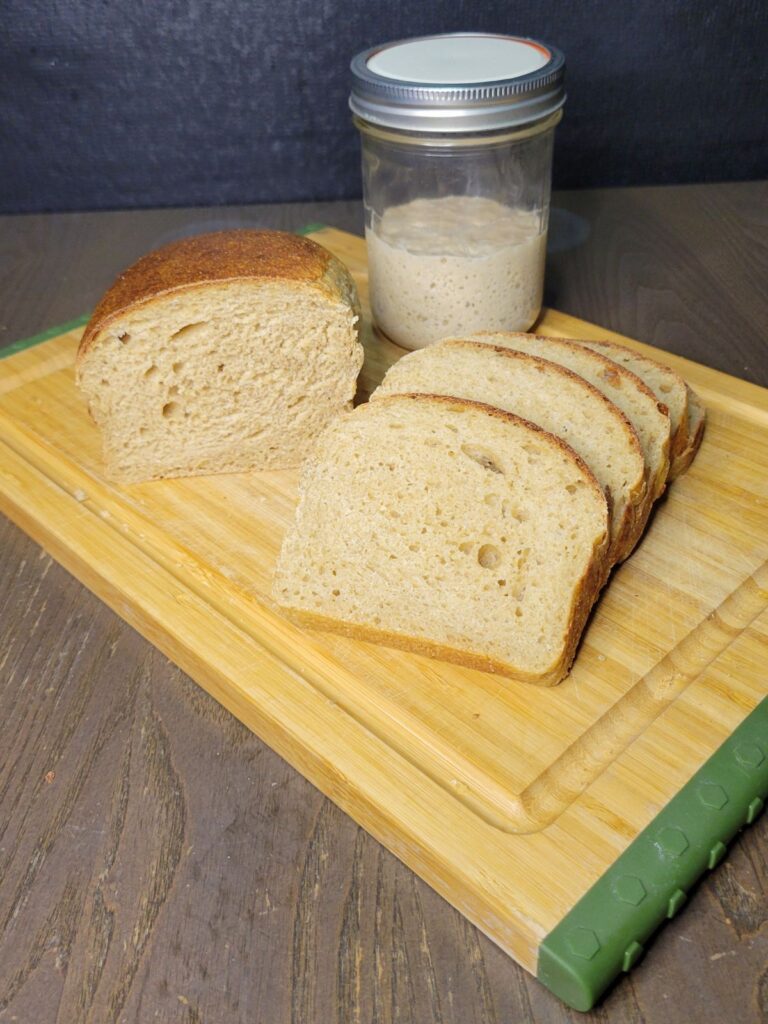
77,229,353,362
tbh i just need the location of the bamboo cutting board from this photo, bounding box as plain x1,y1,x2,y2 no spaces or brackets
1,226,767,1011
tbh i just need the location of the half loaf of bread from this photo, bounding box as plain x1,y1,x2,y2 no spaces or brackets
373,340,645,564
273,393,611,685
76,230,364,482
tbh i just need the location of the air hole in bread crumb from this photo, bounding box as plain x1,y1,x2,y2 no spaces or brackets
461,445,503,474
143,365,159,380
497,579,506,587
168,385,179,397
162,401,182,420
217,363,225,373
502,500,527,522
170,322,207,342
172,360,184,373
332,589,340,597
599,368,621,386
458,541,473,554
477,544,501,570
117,332,130,344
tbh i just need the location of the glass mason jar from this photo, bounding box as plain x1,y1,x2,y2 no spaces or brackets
350,34,566,350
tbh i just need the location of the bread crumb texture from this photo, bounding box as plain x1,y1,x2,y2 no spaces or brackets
374,340,647,562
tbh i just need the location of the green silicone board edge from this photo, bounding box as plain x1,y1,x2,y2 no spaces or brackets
537,696,768,1011
1,313,91,360
296,222,327,235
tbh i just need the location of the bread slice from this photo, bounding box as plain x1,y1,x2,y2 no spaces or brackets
669,386,706,480
373,340,645,563
574,338,690,464
76,230,363,482
465,332,671,551
273,393,610,685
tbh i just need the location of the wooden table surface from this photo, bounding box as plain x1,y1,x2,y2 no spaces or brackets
1,182,767,1024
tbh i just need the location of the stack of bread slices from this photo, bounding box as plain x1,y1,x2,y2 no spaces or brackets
273,332,704,685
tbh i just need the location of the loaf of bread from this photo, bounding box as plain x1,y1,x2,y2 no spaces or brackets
373,340,646,563
76,230,364,482
273,393,610,685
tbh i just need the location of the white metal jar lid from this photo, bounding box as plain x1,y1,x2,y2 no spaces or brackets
350,33,566,134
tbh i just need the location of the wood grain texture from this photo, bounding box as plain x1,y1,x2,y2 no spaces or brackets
1,184,767,1023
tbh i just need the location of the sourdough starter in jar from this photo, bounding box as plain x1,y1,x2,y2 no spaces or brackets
366,195,546,350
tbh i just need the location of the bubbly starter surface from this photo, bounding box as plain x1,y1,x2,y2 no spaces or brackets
366,195,546,350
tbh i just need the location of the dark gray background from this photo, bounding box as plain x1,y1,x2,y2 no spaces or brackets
2,0,767,214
